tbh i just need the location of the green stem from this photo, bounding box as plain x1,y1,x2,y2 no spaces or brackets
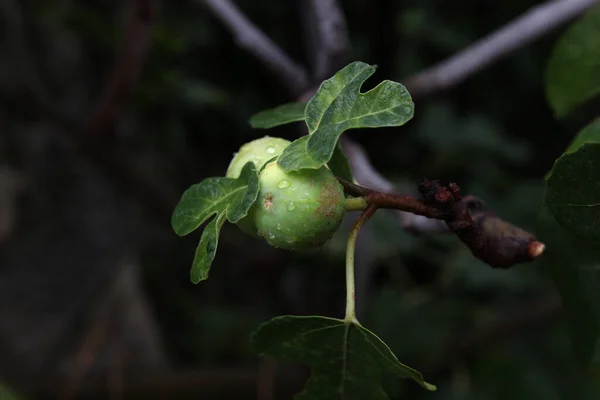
344,196,368,211
345,205,378,323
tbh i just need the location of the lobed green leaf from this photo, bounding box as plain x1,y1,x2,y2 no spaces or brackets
545,143,600,244
190,211,227,283
171,162,259,236
278,61,414,172
171,162,259,283
545,6,600,117
249,102,307,129
251,315,435,399
328,143,354,183
565,117,600,154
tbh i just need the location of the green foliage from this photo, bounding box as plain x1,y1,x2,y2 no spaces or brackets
251,315,435,399
278,61,414,172
536,206,599,367
565,117,600,154
0,382,23,400
544,12,600,388
249,102,306,129
329,143,355,183
171,162,259,282
545,6,600,117
545,143,600,244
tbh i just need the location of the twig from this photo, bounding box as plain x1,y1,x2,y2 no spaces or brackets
199,0,309,96
340,138,449,233
338,178,545,269
301,0,350,80
60,263,128,400
403,0,600,98
85,0,161,135
257,356,277,400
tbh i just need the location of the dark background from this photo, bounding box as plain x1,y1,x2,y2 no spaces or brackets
0,0,592,399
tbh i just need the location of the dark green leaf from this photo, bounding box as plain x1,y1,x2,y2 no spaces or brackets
251,315,435,399
566,117,600,154
278,61,414,172
328,143,354,182
171,162,259,283
249,102,307,129
171,162,259,236
190,211,226,283
545,143,600,244
0,382,23,400
536,206,600,394
545,7,600,117
536,205,600,366
545,118,600,179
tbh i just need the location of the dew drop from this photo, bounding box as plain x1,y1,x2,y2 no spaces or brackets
257,230,263,237
277,180,290,189
404,106,412,114
268,232,275,239
276,223,282,230
265,146,276,154
287,201,296,211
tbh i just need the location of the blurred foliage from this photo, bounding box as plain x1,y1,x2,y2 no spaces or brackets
3,0,600,398
545,6,600,118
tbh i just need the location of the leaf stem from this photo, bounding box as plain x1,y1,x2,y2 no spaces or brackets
345,205,378,323
344,196,368,211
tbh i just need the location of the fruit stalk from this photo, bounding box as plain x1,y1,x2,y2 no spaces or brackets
344,196,368,211
345,204,378,323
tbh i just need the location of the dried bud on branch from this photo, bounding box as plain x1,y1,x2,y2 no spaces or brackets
341,178,545,269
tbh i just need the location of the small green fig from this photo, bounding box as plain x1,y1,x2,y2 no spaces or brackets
253,160,345,250
226,136,291,179
226,136,291,237
226,136,346,250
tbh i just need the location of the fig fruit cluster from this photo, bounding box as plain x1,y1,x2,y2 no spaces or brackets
226,136,345,250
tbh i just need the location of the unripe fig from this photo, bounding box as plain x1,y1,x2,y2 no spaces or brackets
252,160,345,250
226,136,291,179
226,136,291,237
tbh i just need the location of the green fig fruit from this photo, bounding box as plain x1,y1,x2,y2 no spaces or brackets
253,160,345,250
227,136,345,250
226,136,292,237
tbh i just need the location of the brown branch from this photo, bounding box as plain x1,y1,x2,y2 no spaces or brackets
340,138,450,233
339,178,545,269
199,0,309,96
257,357,277,400
403,0,600,98
85,0,161,136
301,0,350,80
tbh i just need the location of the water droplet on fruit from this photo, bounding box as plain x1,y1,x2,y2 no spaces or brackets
277,180,290,189
268,231,275,239
265,146,275,154
286,237,294,243
287,201,296,211
257,230,263,237
276,223,281,230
